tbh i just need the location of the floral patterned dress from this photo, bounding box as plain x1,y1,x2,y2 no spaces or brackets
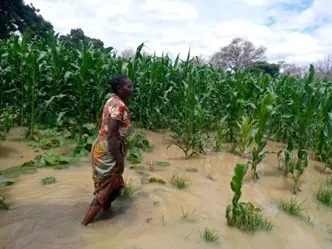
91,95,130,192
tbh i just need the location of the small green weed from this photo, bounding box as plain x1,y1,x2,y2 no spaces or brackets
168,172,188,189
120,178,141,199
41,176,56,185
201,228,220,243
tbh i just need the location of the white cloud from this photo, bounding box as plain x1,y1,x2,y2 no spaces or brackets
140,0,198,21
228,0,304,6
25,0,332,64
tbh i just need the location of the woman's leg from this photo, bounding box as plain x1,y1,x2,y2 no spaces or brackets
81,198,103,226
103,175,124,210
81,174,124,225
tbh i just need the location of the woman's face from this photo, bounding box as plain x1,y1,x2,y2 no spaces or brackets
118,78,133,99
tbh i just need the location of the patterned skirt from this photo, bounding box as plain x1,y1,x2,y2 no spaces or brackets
91,138,126,193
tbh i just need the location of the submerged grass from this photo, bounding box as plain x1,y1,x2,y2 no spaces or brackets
168,172,188,189
153,161,170,167
201,228,220,243
0,166,37,178
41,176,56,185
185,167,199,172
180,206,201,222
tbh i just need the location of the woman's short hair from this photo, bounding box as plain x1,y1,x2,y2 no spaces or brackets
109,75,128,94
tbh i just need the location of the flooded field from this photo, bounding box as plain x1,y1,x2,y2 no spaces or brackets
0,129,331,249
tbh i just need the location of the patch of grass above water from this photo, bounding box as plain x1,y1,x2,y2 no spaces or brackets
279,198,314,225
120,178,141,199
317,186,332,207
168,172,188,189
149,177,166,184
279,198,306,217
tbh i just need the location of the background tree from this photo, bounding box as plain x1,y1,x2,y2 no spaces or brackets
315,54,332,81
59,28,104,48
245,61,280,76
278,61,308,78
121,48,135,60
0,0,53,39
210,38,266,70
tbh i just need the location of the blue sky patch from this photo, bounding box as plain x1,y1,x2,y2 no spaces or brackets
280,0,313,12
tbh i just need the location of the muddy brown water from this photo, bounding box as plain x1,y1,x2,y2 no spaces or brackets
0,129,331,249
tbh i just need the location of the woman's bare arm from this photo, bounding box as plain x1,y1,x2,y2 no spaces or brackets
107,118,124,172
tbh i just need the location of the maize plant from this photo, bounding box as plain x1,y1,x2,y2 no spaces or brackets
249,93,273,178
0,32,331,167
283,139,296,176
225,163,273,232
215,116,229,152
167,53,207,159
314,86,332,172
234,116,256,157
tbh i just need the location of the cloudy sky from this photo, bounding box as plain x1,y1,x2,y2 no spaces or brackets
26,0,332,64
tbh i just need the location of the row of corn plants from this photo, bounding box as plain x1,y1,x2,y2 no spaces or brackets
0,33,331,175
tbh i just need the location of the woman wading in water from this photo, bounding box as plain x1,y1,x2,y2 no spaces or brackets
81,76,133,226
